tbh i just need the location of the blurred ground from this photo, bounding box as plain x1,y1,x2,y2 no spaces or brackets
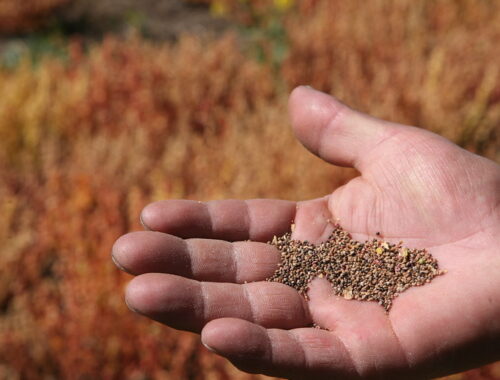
0,0,498,379
0,0,229,62
0,0,229,39
53,0,229,40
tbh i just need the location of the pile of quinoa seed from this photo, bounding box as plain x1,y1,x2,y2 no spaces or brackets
267,224,445,311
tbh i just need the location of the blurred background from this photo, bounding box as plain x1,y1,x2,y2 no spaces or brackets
0,0,499,379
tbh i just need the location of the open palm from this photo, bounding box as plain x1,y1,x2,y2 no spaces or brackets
112,86,500,379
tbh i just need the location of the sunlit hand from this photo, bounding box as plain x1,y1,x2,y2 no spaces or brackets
112,86,500,379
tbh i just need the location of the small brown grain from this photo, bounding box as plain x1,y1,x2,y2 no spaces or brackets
266,224,445,311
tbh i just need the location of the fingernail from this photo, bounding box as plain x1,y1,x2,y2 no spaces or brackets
202,341,218,354
111,254,132,275
139,212,150,230
124,286,144,316
124,296,140,315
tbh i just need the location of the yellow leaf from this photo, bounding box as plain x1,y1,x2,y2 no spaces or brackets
274,0,294,12
210,1,227,17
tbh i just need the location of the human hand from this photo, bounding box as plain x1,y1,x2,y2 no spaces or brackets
112,86,500,379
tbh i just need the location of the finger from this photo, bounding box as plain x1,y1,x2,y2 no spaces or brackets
201,318,357,379
125,273,311,333
112,231,280,282
140,199,296,242
306,278,411,375
293,197,334,244
289,86,441,172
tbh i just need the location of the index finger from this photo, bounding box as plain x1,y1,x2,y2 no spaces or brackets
140,199,296,242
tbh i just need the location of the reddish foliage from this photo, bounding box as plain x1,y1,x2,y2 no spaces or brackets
0,1,499,379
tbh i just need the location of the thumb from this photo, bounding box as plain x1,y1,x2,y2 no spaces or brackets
288,86,431,172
